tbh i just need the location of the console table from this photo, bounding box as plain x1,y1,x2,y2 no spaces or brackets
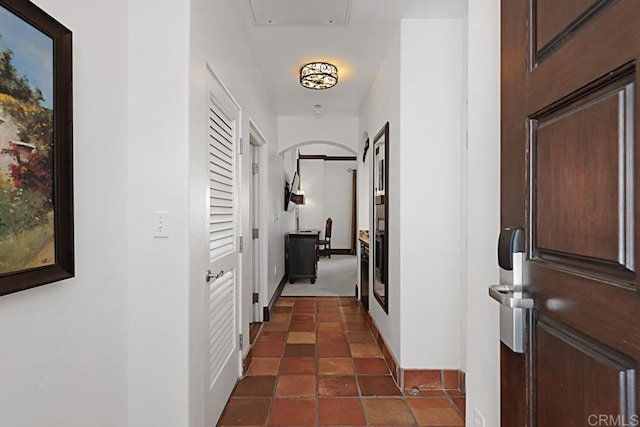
286,230,319,284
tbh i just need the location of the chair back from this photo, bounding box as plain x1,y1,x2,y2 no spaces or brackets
324,218,333,240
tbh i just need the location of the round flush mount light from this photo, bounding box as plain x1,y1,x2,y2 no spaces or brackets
300,62,338,90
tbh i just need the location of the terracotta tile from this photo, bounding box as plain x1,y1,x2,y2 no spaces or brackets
289,321,316,332
404,370,442,390
358,375,402,396
277,298,295,306
317,306,340,313
274,306,293,313
446,390,465,397
269,398,316,426
261,321,289,331
344,322,369,331
317,331,347,343
452,397,466,417
271,313,291,322
405,390,447,397
251,341,284,358
345,331,376,344
284,344,316,357
342,313,367,323
287,331,316,344
293,305,315,313
408,397,465,426
256,331,286,343
292,313,315,322
279,357,316,375
318,342,350,357
218,397,271,426
318,375,359,396
349,343,383,358
443,369,459,390
276,375,316,397
246,358,280,376
317,322,343,332
318,358,354,375
232,376,276,397
353,358,391,375
362,398,416,426
317,298,339,306
317,313,342,322
318,398,366,426
295,299,316,307
340,305,363,313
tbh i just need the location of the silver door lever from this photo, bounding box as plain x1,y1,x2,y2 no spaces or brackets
206,269,225,282
489,284,533,309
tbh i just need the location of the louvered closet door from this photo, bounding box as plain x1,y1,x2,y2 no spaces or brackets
205,69,241,427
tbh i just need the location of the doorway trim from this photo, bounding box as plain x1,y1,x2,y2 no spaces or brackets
249,119,269,322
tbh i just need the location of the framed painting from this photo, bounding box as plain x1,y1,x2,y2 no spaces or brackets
0,0,73,296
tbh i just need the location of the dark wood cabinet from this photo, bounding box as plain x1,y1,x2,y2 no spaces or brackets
286,231,319,284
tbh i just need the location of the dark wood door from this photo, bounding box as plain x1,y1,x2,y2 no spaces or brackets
501,0,640,425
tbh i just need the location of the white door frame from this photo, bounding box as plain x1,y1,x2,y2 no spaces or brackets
249,119,269,321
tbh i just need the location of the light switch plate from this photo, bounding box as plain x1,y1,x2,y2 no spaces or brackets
153,211,169,238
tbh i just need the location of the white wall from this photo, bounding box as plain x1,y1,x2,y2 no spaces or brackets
278,116,359,154
0,0,129,425
399,19,463,369
297,159,357,250
358,131,370,230
464,0,501,424
299,143,355,157
359,27,402,360
298,159,324,231
128,0,191,425
359,19,465,369
323,161,357,250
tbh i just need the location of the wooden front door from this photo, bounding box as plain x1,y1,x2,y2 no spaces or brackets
501,0,640,425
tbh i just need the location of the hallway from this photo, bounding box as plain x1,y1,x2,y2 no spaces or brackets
218,297,465,426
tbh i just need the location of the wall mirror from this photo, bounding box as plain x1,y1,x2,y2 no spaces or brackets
372,122,389,313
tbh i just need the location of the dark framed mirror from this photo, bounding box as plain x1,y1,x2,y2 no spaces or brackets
372,122,388,313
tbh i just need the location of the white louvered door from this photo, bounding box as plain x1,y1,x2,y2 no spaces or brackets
205,70,241,426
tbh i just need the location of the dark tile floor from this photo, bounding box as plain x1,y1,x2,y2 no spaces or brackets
218,296,465,427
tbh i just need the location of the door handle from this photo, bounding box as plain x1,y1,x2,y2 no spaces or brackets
489,284,533,309
206,269,225,283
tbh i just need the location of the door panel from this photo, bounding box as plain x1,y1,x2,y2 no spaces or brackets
531,76,634,278
536,318,636,427
534,0,615,60
206,69,241,426
501,0,640,425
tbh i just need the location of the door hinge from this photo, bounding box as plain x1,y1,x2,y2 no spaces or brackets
239,333,244,350
252,162,259,175
239,236,244,253
252,292,259,304
238,137,244,155
252,228,259,239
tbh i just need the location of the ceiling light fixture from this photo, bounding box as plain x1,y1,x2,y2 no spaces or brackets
300,62,338,90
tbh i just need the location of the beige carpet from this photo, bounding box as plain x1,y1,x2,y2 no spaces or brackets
282,255,357,297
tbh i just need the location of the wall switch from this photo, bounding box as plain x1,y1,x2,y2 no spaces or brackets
473,408,485,427
153,211,170,238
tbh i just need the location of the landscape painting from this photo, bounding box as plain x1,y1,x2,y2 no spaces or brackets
0,5,54,274
0,0,73,296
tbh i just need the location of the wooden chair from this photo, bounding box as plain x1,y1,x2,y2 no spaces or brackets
318,218,332,258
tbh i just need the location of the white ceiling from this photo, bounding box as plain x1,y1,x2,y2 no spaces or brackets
234,0,466,117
